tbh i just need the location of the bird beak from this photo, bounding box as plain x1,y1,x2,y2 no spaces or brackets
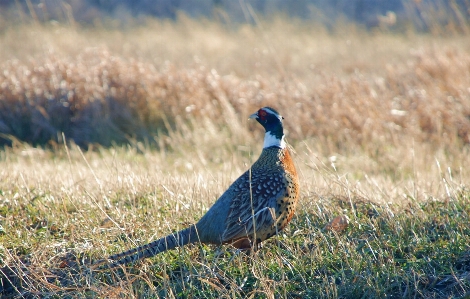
249,112,258,120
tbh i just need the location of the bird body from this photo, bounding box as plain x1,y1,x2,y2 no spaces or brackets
100,107,299,267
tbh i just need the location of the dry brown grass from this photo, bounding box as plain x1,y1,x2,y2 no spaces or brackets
0,17,470,298
0,18,469,153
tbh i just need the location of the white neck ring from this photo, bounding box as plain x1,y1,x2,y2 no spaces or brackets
263,132,286,149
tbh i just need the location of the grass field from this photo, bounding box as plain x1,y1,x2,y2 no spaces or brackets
1,16,470,298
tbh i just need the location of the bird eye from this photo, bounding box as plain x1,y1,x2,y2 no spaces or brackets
259,110,267,119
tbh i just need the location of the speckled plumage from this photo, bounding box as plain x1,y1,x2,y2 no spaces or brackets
221,147,299,245
96,107,299,268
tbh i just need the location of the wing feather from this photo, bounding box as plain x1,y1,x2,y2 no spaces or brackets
221,169,286,242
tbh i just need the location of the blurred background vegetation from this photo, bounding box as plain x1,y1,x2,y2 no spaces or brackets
0,0,469,32
0,0,469,151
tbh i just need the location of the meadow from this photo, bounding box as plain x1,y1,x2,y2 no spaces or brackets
0,16,470,298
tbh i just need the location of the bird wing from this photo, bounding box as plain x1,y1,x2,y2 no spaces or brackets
221,169,286,242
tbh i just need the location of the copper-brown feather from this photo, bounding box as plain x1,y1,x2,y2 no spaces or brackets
94,107,299,268
221,147,299,246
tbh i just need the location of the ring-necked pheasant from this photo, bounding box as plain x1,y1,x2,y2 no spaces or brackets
97,107,299,268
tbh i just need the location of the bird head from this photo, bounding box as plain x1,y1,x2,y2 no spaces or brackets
249,107,285,149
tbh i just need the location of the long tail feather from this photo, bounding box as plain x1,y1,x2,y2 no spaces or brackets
94,225,199,268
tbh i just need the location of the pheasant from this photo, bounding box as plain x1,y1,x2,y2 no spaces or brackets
98,107,300,268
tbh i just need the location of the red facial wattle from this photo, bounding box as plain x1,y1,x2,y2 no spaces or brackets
258,109,267,120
